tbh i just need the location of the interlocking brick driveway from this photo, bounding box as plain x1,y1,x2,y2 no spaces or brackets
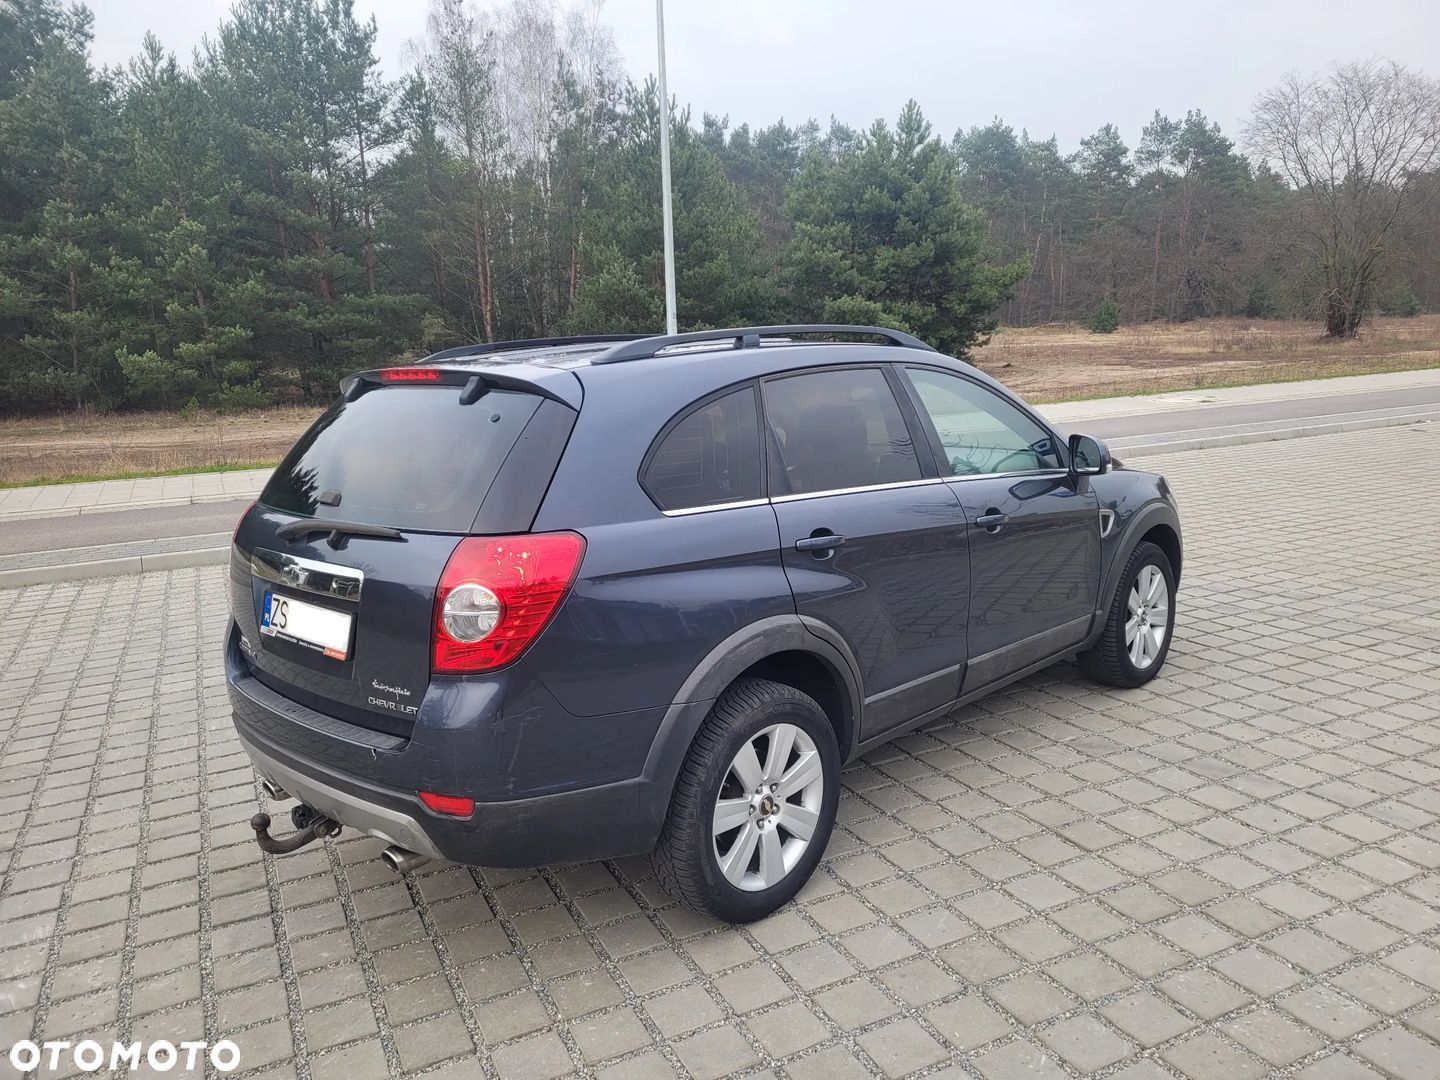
3,424,1439,1080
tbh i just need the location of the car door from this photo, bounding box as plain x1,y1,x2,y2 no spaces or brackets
764,366,971,740
899,365,1102,691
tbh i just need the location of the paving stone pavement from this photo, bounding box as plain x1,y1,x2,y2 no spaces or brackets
1,423,1439,1080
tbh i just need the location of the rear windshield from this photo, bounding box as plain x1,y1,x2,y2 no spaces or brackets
260,385,542,532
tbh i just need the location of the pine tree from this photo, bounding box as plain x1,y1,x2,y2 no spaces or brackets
3,0,1434,417
567,80,769,334
107,36,256,407
0,2,115,410
199,0,424,401
784,102,1026,355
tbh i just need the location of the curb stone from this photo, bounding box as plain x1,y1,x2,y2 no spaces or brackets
0,546,229,588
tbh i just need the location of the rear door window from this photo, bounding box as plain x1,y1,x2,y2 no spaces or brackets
642,386,763,511
763,368,921,495
261,385,543,532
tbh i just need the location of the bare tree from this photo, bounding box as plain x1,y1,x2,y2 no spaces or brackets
499,0,560,169
1247,59,1440,337
562,0,619,106
497,0,617,164
409,0,618,338
419,0,503,341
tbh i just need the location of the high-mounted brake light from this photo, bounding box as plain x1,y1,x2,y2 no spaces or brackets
432,532,585,674
418,791,475,818
379,367,442,382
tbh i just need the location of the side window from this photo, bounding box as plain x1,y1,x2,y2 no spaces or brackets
763,368,921,495
904,367,1061,476
642,386,763,511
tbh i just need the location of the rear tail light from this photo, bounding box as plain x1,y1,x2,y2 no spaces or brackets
418,791,475,817
432,532,585,674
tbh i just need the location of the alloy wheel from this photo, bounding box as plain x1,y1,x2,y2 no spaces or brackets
712,723,825,892
1126,564,1170,669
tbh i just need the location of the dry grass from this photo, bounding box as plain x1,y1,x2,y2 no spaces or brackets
974,314,1440,402
0,405,321,487
3,316,1439,487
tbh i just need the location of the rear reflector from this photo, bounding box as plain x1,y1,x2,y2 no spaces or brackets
379,367,443,382
418,791,475,817
432,532,585,674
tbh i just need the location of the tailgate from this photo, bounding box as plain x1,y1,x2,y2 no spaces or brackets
229,521,464,735
229,373,576,735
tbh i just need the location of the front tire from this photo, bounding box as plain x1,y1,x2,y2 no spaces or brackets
1079,540,1176,688
652,678,840,923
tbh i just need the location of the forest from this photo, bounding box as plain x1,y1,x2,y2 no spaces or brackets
1,0,1437,415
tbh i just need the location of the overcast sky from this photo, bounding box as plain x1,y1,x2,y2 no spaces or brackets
86,0,1438,151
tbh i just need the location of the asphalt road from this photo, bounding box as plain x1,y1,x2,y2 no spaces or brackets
1073,382,1440,440
0,499,247,556
3,380,1438,565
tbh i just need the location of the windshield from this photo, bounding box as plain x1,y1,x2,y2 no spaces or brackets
260,385,542,533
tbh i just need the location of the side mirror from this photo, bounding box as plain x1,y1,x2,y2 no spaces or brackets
1069,433,1111,476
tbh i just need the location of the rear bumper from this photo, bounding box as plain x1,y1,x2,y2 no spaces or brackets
225,623,671,867
238,729,445,858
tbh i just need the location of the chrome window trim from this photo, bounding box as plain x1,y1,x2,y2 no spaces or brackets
660,497,771,518
640,380,766,517
770,476,943,504
942,468,1070,485
251,548,365,602
659,470,1077,517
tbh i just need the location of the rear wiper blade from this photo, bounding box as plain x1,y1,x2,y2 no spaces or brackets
278,519,404,543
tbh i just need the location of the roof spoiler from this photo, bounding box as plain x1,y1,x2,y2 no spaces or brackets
339,367,581,409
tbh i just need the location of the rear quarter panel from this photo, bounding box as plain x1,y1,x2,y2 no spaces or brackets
523,509,793,716
529,355,807,717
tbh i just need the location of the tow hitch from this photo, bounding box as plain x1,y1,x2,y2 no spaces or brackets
250,803,341,855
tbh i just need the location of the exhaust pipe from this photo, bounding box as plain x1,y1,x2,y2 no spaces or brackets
261,778,290,801
382,845,431,875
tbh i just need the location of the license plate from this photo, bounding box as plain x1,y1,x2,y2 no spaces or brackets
261,591,353,661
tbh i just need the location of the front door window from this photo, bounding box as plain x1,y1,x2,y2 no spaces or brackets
904,367,1061,476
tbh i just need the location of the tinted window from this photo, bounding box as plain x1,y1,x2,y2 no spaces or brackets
261,386,544,532
905,367,1061,475
764,368,921,495
643,387,763,511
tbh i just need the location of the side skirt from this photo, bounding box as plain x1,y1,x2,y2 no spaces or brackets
963,614,1093,690
848,640,1088,761
857,664,963,742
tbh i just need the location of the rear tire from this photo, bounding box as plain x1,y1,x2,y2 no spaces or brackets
652,677,840,923
1079,540,1175,688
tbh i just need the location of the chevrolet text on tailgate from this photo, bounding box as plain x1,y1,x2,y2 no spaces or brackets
227,325,1182,922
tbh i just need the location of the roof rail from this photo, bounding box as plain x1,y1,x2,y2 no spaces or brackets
590,324,936,365
422,334,645,363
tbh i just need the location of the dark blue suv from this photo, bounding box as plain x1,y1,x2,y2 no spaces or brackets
227,325,1182,922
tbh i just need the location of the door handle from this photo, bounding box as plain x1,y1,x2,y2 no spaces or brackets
795,533,845,552
975,510,1008,531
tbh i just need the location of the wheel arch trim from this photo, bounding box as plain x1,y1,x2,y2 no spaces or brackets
1089,499,1182,649
641,616,863,814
